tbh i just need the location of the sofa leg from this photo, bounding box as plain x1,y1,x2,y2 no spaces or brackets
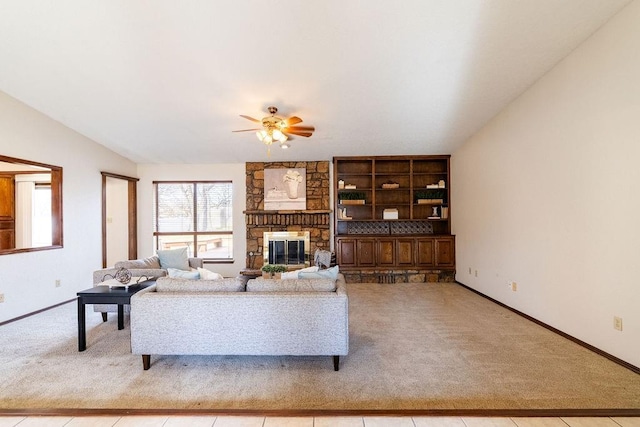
142,355,150,370
101,312,107,322
333,355,339,371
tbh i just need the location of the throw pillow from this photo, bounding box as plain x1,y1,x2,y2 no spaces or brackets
197,267,223,280
115,256,161,269
299,265,339,280
167,268,200,280
281,265,319,280
157,247,190,270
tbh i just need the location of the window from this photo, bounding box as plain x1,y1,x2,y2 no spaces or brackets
153,181,233,261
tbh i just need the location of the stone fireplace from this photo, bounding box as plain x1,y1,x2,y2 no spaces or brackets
244,161,331,271
263,231,310,268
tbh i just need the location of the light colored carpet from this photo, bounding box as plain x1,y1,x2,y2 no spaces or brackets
0,282,638,410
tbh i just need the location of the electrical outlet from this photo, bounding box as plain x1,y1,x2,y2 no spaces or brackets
55,279,61,288
614,316,623,331
511,281,517,291
0,293,4,303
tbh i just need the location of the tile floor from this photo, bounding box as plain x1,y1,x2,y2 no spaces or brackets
0,416,639,427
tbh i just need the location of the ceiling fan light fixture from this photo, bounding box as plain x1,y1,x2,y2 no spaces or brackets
256,130,274,145
272,129,286,141
237,106,314,154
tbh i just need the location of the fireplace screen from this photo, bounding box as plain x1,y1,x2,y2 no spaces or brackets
263,231,310,268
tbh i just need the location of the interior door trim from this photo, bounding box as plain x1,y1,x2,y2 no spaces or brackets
101,172,139,268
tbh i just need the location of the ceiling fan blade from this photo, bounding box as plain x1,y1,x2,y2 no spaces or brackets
287,116,303,126
232,128,261,132
284,130,313,137
239,115,261,123
285,125,315,132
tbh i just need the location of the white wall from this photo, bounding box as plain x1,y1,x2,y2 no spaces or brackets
452,1,640,367
0,90,137,323
136,164,246,278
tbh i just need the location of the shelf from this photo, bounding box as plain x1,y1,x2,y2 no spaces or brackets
334,155,451,235
374,172,410,176
413,172,448,175
336,218,441,222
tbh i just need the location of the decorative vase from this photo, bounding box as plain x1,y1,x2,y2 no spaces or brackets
261,271,281,279
285,180,299,199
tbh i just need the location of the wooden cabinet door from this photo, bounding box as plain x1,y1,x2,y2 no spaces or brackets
396,239,414,266
336,238,357,267
416,238,434,266
357,239,376,266
0,176,15,250
435,237,455,267
377,239,395,266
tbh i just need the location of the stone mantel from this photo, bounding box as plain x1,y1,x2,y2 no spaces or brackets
244,210,331,215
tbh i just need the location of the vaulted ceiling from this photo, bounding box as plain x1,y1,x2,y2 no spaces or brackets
0,1,631,163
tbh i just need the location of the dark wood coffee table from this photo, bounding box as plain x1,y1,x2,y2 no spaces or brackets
77,280,155,351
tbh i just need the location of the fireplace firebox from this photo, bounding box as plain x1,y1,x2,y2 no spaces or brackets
263,231,310,268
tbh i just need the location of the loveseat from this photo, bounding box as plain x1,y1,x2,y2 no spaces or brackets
92,254,203,319
129,273,349,371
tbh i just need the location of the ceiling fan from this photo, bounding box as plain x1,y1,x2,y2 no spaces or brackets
233,106,315,154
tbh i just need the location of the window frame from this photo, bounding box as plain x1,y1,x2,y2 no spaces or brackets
153,180,234,263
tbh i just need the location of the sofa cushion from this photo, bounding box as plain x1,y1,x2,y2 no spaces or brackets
157,247,190,270
115,256,161,269
197,267,224,280
167,268,200,279
246,278,336,292
298,265,340,281
156,277,245,292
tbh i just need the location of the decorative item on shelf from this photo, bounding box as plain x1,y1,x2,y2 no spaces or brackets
428,206,441,220
339,191,366,205
438,180,446,188
337,208,352,220
382,181,400,189
383,208,399,219
344,184,357,189
261,264,287,279
415,190,446,204
426,184,440,189
441,206,449,219
338,179,345,189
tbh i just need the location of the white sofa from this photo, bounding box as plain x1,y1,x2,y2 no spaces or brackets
130,274,349,371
